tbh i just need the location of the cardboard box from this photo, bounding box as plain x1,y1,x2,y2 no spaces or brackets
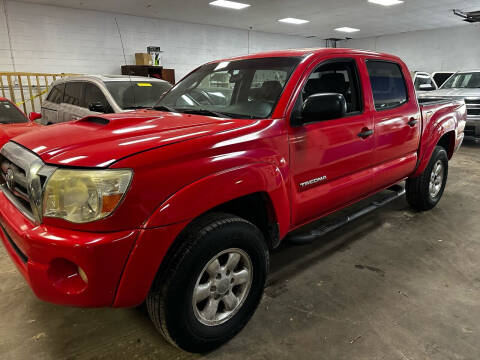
135,53,152,66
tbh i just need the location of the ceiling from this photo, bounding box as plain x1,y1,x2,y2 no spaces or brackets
23,0,480,38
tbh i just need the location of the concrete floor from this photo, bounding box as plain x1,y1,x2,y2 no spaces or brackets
1,143,479,360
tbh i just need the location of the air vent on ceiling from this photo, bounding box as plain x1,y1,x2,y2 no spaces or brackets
453,9,480,23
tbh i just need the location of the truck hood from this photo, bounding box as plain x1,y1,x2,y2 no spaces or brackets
421,88,480,99
12,111,254,167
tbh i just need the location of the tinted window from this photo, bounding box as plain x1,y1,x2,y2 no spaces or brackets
46,84,64,104
414,74,435,91
367,61,408,111
441,72,480,89
84,83,109,111
105,81,172,110
433,73,454,88
0,100,28,124
63,82,83,106
300,59,363,115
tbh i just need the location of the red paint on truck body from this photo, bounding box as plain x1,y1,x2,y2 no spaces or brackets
0,49,466,307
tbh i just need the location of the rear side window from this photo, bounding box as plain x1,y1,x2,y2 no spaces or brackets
63,82,83,106
46,84,64,104
366,61,408,111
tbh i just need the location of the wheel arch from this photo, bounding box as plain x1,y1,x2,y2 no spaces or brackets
113,164,290,307
143,162,290,239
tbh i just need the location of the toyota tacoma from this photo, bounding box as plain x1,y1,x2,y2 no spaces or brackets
0,48,466,352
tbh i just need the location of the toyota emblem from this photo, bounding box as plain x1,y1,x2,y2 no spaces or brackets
5,168,15,191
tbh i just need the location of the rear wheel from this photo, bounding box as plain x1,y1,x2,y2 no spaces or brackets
406,146,448,211
147,213,269,352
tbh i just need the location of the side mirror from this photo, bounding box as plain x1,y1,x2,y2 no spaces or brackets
419,83,435,91
89,101,106,113
300,93,347,124
29,112,42,122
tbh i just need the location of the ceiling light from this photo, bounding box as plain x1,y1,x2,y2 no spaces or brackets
335,27,360,33
209,0,250,10
278,18,310,25
368,0,404,6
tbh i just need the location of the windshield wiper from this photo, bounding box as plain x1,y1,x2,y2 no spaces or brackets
153,105,177,112
176,108,230,118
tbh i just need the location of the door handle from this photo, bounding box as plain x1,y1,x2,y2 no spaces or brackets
407,118,418,127
358,128,374,139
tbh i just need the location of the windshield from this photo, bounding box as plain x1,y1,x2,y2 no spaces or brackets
105,81,172,109
441,72,480,89
0,100,28,124
155,57,301,119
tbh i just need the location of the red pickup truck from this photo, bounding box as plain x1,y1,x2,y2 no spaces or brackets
0,49,466,352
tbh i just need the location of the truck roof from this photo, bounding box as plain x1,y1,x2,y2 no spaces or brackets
211,47,402,64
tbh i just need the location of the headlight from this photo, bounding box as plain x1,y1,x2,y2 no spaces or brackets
43,169,133,223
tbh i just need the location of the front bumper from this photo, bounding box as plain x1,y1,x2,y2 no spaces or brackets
0,190,139,307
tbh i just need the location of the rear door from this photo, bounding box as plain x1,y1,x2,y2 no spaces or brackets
61,81,88,122
365,59,421,190
288,57,376,226
41,83,64,124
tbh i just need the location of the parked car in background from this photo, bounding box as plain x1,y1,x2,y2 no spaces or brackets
419,70,480,141
41,75,172,125
432,71,455,88
411,71,437,94
0,49,466,352
0,97,41,148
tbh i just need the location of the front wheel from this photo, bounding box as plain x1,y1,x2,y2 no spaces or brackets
406,146,448,211
147,213,269,352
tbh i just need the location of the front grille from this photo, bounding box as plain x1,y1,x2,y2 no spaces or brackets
465,125,476,135
0,142,56,224
0,154,34,219
467,108,480,116
465,98,480,105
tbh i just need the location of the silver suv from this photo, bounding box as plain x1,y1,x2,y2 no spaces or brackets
418,70,480,142
41,75,172,125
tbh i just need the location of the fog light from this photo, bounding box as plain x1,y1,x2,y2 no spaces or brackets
47,258,88,295
78,266,88,284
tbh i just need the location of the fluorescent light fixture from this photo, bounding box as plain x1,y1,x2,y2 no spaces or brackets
368,0,404,6
209,0,250,10
335,27,360,33
278,17,310,25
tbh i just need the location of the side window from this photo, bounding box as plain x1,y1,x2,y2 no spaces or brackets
63,82,83,106
297,59,363,117
366,61,408,111
247,69,289,103
414,73,435,91
84,83,109,111
46,84,64,104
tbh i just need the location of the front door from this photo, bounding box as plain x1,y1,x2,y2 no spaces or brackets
288,57,376,227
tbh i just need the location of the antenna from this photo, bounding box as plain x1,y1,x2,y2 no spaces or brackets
114,17,137,107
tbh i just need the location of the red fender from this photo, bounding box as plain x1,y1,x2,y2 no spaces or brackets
143,162,291,237
411,105,463,178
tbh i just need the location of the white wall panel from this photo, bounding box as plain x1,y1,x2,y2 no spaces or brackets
0,1,323,79
340,24,480,73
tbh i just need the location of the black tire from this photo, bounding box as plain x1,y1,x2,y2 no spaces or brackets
406,146,448,211
147,212,269,353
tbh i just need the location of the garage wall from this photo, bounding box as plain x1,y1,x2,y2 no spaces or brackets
0,0,323,79
340,24,480,73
